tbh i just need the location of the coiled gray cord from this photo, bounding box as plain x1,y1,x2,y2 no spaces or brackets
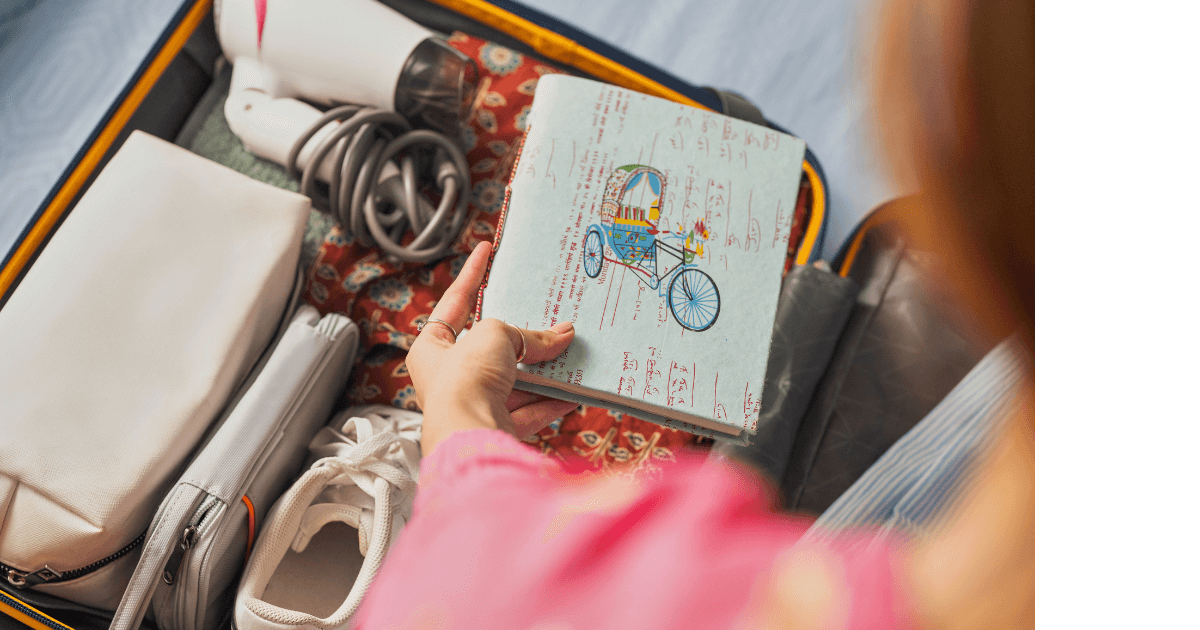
286,105,472,264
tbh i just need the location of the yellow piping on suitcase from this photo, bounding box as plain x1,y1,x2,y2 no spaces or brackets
0,0,214,298
794,159,826,266
837,197,910,277
425,0,712,111
0,593,72,630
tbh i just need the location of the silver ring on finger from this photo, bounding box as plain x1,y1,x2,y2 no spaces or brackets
418,317,459,340
509,324,528,363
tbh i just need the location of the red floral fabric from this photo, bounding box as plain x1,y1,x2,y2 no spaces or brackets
304,33,814,475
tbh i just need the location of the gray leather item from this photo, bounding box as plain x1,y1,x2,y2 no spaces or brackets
702,88,769,128
712,223,989,516
110,307,359,630
781,229,987,514
713,264,858,480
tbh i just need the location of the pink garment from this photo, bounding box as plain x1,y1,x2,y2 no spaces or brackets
355,429,913,630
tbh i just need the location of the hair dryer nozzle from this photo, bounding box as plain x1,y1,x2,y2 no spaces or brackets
394,38,480,139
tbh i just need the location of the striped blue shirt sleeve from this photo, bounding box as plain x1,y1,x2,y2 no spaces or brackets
805,337,1027,541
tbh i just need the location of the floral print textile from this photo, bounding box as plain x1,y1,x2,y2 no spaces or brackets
304,33,816,475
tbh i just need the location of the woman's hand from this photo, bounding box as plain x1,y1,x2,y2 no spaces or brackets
408,241,580,456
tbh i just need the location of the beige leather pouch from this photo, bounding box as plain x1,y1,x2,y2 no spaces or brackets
0,131,311,611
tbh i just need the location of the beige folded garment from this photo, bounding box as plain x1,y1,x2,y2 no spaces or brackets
0,131,311,610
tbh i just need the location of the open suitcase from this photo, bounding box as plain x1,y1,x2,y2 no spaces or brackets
0,1,990,628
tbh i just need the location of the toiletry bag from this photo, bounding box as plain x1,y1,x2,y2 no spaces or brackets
0,131,311,611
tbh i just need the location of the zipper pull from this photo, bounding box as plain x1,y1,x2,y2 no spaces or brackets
161,525,198,586
5,565,62,588
5,567,27,587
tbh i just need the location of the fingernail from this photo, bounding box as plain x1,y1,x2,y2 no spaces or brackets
551,321,574,334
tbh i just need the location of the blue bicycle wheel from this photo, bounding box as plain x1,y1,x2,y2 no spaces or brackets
584,228,604,278
668,268,720,331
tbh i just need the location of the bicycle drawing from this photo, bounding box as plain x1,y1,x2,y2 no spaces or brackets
582,164,721,332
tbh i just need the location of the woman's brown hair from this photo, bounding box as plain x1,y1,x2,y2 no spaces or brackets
873,0,1033,352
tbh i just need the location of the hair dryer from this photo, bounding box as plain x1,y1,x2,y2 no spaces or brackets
217,0,480,263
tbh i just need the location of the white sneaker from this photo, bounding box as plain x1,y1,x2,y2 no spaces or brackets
235,405,422,630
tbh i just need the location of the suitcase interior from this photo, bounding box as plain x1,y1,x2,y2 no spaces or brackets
1,1,830,627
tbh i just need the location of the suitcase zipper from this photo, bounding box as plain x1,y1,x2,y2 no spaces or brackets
0,589,76,630
2,530,147,588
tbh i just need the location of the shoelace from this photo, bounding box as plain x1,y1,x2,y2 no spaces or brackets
310,416,418,499
244,418,418,630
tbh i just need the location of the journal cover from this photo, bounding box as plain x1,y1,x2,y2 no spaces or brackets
479,76,807,441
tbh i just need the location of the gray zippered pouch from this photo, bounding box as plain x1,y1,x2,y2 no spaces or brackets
109,306,359,630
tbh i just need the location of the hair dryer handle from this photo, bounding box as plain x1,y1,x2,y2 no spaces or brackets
224,57,326,175
225,57,401,184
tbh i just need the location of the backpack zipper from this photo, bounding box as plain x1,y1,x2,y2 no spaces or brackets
2,530,147,588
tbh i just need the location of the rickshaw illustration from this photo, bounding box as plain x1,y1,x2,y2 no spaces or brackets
582,165,721,332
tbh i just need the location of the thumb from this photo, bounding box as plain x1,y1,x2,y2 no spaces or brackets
508,321,575,364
